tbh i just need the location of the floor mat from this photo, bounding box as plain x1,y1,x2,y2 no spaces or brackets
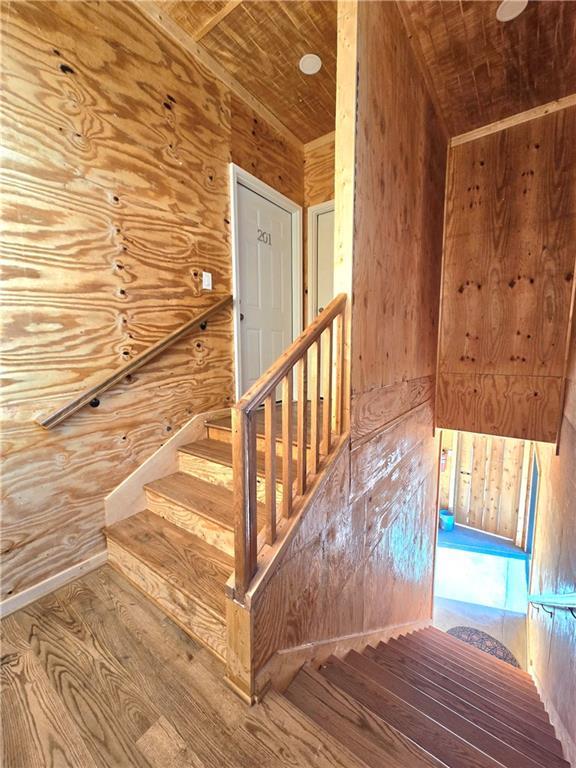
447,625,521,668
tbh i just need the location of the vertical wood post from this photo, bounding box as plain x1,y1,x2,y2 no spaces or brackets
264,395,276,545
232,407,257,600
282,374,294,517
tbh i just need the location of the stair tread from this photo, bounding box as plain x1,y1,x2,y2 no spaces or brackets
145,472,237,531
319,655,509,768
346,650,559,768
401,633,547,715
365,644,569,767
206,402,324,448
104,510,233,617
385,637,557,738
285,667,446,768
179,438,293,477
424,627,533,682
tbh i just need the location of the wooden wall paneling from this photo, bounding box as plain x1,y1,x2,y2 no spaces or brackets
498,438,524,539
304,133,335,208
437,106,576,442
438,429,455,510
483,437,504,533
0,0,304,603
350,1,447,440
399,1,576,136
437,430,527,538
230,95,304,205
453,432,472,525
468,434,488,529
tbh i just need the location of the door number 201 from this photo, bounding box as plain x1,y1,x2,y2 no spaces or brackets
257,228,272,246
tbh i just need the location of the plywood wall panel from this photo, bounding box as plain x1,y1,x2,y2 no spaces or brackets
437,372,563,443
1,0,303,602
230,95,304,205
351,2,446,429
304,135,335,207
529,370,576,764
437,107,576,442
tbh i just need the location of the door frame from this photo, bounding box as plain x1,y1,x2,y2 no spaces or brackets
229,163,303,400
306,199,335,322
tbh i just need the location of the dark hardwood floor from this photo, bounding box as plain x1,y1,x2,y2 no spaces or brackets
0,565,360,768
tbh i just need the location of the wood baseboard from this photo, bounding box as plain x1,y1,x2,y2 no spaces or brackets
0,551,108,618
255,617,431,696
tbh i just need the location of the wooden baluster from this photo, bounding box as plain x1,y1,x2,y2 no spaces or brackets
282,374,293,517
297,353,308,495
309,339,321,474
232,407,257,599
264,394,276,545
334,311,344,436
321,324,333,455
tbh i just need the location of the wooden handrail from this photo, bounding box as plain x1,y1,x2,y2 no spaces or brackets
237,293,347,414
233,293,347,600
37,294,233,429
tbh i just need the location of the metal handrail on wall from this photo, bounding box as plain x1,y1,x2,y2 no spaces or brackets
529,591,576,618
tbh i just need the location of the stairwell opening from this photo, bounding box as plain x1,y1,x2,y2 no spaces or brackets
432,428,540,669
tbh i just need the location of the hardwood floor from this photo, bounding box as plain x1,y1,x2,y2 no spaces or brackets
0,565,364,768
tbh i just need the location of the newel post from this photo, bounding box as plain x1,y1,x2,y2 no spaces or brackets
232,406,257,601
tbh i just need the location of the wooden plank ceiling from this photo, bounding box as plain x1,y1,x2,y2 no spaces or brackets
160,0,337,144
400,0,576,136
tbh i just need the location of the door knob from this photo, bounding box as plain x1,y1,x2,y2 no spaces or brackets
240,313,245,321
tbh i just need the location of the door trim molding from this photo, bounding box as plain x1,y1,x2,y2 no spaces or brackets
306,199,334,323
229,163,303,400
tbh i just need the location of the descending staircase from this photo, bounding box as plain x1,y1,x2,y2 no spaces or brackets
104,409,290,660
283,627,570,768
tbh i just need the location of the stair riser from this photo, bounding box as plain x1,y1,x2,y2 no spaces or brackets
364,648,569,768
386,640,556,736
426,628,532,682
421,631,537,692
178,452,284,505
145,489,234,556
207,425,323,462
107,539,227,660
403,637,546,714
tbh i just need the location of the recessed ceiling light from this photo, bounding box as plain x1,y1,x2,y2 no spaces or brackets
299,53,322,75
496,0,528,22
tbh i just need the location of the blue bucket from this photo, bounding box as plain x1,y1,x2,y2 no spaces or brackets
439,508,455,532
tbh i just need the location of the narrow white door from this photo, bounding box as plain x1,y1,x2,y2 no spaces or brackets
237,183,293,394
316,208,335,313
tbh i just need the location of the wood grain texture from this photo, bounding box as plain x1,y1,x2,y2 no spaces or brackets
439,430,527,538
2,564,377,768
304,134,335,207
528,321,576,767
0,0,303,603
183,1,337,143
400,1,576,136
351,1,447,436
437,107,576,441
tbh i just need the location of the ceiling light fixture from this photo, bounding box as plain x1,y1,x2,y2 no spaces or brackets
299,53,322,75
496,0,528,22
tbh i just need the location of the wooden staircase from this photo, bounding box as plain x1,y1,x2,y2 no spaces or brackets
283,626,570,768
104,412,259,661
102,293,348,702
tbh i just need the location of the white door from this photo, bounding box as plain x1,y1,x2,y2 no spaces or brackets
316,208,335,313
237,183,294,394
308,203,335,318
